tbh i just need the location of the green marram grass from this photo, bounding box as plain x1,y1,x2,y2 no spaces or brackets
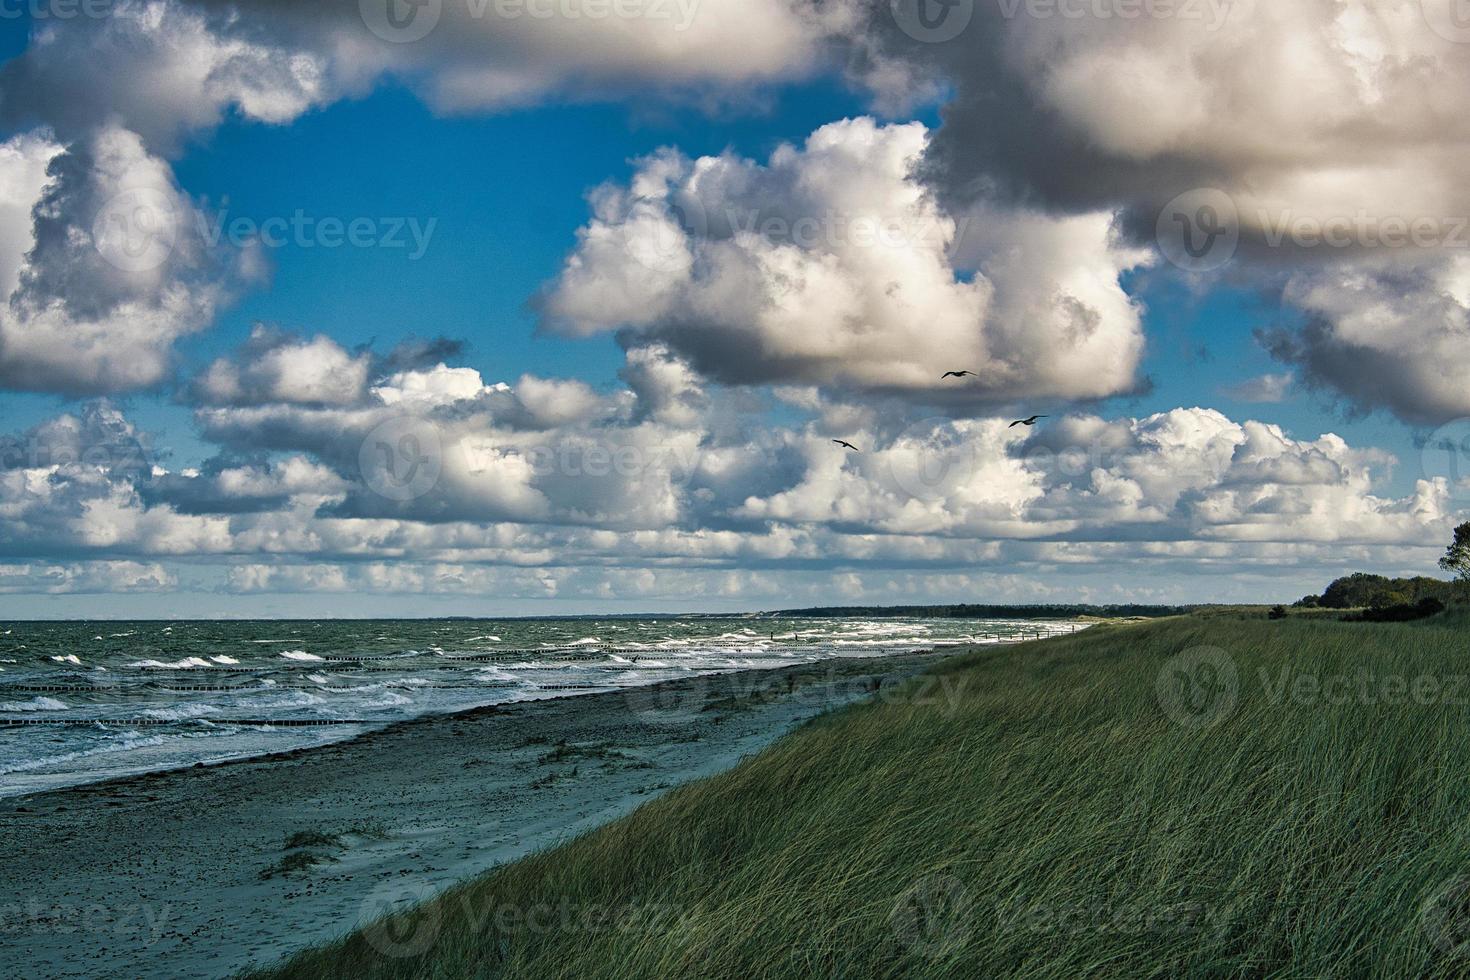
249,612,1470,978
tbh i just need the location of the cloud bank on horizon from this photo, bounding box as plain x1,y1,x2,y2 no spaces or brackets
0,0,1467,610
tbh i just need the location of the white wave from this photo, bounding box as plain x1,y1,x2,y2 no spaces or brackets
258,691,327,708
0,696,67,712
279,651,324,661
210,655,240,664
0,732,168,776
143,704,221,721
361,691,412,708
51,654,82,665
127,657,211,669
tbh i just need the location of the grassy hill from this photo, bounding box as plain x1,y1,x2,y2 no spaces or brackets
251,611,1470,978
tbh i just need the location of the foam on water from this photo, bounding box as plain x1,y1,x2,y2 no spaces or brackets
129,657,212,669
0,696,67,712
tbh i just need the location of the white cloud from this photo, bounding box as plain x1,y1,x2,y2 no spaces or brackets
196,327,372,407
0,561,176,594
543,117,1150,402
0,125,252,394
1,0,330,152
1264,255,1470,423
0,388,1456,601
845,2,1470,422
0,0,854,150
896,0,1470,224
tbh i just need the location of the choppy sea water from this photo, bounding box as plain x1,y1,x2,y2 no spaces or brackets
0,617,1082,797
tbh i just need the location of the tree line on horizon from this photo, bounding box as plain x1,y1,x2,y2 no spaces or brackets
1290,522,1470,614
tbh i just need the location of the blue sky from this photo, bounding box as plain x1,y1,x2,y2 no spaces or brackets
0,2,1464,616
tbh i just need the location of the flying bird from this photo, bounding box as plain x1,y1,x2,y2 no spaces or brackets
1009,415,1048,428
832,440,861,452
941,370,978,379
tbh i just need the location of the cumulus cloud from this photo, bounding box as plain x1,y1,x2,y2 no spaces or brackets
142,455,348,515
0,125,253,394
876,1,1470,227
0,0,854,152
190,344,705,528
1261,255,1470,424
729,406,1447,549
0,384,1454,601
619,344,709,426
194,326,372,407
0,561,176,594
542,117,1150,403
0,403,233,557
0,1,329,151
835,1,1470,421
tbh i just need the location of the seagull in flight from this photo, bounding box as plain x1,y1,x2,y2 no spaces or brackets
1009,415,1048,428
832,439,861,453
941,370,978,379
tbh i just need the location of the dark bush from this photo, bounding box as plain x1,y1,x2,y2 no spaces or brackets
1343,597,1446,623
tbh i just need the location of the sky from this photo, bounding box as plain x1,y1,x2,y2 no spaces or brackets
0,0,1468,617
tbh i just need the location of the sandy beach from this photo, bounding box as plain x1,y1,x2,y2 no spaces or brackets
2,649,960,979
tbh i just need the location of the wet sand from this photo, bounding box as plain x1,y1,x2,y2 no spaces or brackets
1,649,964,978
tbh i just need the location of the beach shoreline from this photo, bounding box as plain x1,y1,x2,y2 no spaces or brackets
3,647,971,979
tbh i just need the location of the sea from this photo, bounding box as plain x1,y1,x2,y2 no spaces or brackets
0,617,1083,798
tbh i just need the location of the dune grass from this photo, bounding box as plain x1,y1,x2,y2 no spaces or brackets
251,613,1470,978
